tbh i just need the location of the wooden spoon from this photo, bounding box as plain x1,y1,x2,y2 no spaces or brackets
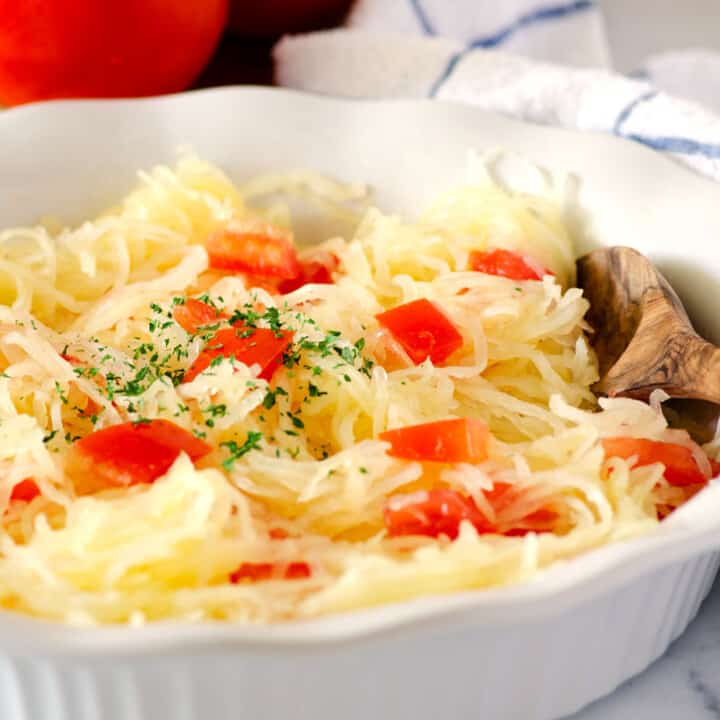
576,246,720,442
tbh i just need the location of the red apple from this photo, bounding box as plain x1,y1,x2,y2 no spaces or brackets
0,0,229,106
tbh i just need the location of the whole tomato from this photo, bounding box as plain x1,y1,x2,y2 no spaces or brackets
0,0,229,106
228,0,353,36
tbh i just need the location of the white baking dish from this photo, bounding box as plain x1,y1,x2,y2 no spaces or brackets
1,87,720,720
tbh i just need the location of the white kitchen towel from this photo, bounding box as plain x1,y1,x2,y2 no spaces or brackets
274,1,720,182
346,0,612,69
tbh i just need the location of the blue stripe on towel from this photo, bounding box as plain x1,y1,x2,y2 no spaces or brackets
623,134,720,159
429,51,464,97
613,90,657,134
613,90,720,158
469,0,595,49
429,0,595,97
408,0,436,35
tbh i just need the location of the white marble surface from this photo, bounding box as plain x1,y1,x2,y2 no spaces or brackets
568,577,720,719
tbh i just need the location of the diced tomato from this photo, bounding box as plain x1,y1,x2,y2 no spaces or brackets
376,298,463,365
229,561,311,583
379,418,490,463
184,326,294,383
503,508,559,536
385,489,492,539
380,417,490,464
206,224,301,279
284,562,312,579
229,563,273,582
10,479,40,503
278,253,339,294
469,248,552,281
243,275,282,294
60,353,81,364
710,459,720,477
68,419,212,492
269,527,290,540
385,485,559,539
602,437,710,487
173,298,227,334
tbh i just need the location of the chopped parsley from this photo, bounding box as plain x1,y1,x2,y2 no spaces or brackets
307,382,327,398
204,403,227,418
221,431,263,470
263,386,288,410
287,412,304,429
201,404,227,428
54,381,68,404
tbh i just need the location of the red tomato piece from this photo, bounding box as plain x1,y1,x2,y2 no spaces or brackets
385,489,492,539
469,248,552,281
284,562,312,580
241,274,284,295
69,419,212,492
0,1,228,107
380,417,490,464
173,298,227,334
184,326,293,383
206,225,301,279
229,561,311,583
278,254,339,294
269,528,290,540
385,486,560,539
230,562,273,582
10,479,40,503
602,437,710,487
376,299,463,365
503,508,559,536
710,459,720,477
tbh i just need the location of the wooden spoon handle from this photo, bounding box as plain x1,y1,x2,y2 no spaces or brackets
601,330,720,406
677,340,720,406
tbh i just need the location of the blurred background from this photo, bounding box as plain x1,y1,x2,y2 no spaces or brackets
197,0,355,88
200,0,720,84
2,0,719,107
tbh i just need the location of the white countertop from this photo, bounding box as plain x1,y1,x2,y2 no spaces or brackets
569,576,720,719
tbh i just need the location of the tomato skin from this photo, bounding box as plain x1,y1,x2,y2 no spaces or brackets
284,562,312,580
503,508,558,536
469,248,551,281
173,299,227,334
184,326,293,383
379,417,490,464
69,419,212,492
277,254,339,294
0,0,228,106
229,561,311,583
602,437,709,487
385,485,561,539
385,489,492,539
206,226,301,279
376,299,463,365
10,479,40,503
268,528,290,540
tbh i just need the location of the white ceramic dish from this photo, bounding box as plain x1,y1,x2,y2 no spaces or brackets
1,86,720,720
